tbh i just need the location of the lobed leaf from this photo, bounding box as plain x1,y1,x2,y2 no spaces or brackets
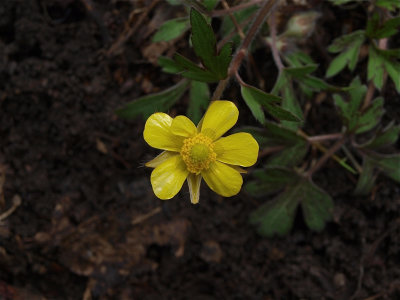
116,80,189,119
249,176,333,237
361,122,400,150
241,84,300,123
301,180,334,232
152,18,189,42
158,56,185,74
246,167,298,196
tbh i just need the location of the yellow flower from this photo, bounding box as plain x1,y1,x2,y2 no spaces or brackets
143,100,259,204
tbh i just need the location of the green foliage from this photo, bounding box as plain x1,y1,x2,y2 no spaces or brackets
368,46,400,92
241,122,309,168
220,6,259,46
354,121,400,195
171,9,232,83
376,0,400,10
355,153,400,195
152,18,189,42
334,77,385,134
326,30,365,77
248,169,333,237
366,13,400,39
188,81,209,124
240,84,300,124
116,1,400,238
360,122,400,150
116,80,189,119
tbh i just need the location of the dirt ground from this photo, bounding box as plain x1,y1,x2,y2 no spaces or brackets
0,0,399,299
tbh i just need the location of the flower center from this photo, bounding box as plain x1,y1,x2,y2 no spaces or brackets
181,133,216,174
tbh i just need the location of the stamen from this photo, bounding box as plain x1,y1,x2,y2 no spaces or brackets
181,133,216,174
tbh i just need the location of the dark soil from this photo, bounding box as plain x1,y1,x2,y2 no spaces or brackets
0,1,399,299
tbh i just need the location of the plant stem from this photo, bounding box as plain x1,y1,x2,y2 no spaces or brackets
306,136,348,178
212,0,263,17
306,133,343,142
212,0,279,100
269,11,284,72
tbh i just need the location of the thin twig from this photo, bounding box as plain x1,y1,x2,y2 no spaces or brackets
269,11,284,72
212,0,279,100
306,133,343,142
222,0,245,39
212,0,263,17
107,0,160,56
306,136,348,178
341,145,363,173
0,195,21,222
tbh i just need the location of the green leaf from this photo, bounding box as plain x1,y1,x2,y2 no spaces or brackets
334,77,384,134
263,121,306,146
166,0,181,5
376,0,400,11
250,176,333,237
240,84,300,123
116,80,189,119
368,46,385,90
327,30,365,53
368,16,400,39
355,153,400,195
249,185,300,237
190,9,216,70
284,65,318,77
281,84,303,129
354,158,376,195
263,122,309,168
246,167,298,196
174,53,206,72
158,56,185,74
372,153,400,182
173,53,219,82
356,97,384,134
203,0,219,11
299,75,332,91
240,85,266,124
384,59,400,93
361,122,400,150
326,51,349,78
213,42,232,79
152,18,189,42
266,140,309,168
172,9,232,82
326,30,364,77
188,81,209,124
301,180,334,232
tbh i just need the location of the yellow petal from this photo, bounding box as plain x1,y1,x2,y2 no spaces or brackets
143,113,184,151
199,101,239,140
202,161,243,197
170,115,197,137
213,133,259,167
145,151,175,168
151,154,189,200
187,174,202,204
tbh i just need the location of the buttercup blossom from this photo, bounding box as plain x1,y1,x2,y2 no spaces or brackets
143,101,259,204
